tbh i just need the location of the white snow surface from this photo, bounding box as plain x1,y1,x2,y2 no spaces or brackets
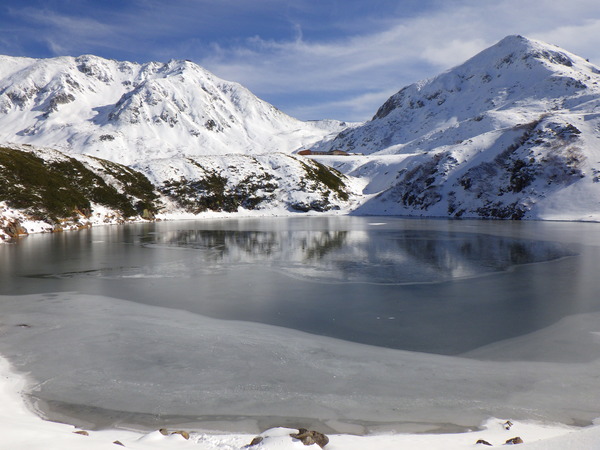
0,55,349,165
2,346,600,449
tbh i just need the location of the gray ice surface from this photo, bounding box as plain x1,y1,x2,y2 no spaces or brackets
1,291,600,433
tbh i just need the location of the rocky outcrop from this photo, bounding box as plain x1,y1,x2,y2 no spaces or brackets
290,428,329,448
2,219,27,238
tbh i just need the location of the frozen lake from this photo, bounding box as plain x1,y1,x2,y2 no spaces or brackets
1,216,600,434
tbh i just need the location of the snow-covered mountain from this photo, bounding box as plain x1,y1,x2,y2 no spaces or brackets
0,54,359,239
314,35,600,220
2,35,600,231
0,54,349,164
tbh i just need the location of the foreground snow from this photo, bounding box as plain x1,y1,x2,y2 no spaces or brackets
2,355,600,449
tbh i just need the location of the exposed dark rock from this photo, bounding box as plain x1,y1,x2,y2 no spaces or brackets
290,200,333,212
113,440,124,446
243,436,264,448
505,436,524,445
46,93,76,113
503,420,513,430
73,430,89,436
290,428,329,448
171,430,190,440
3,220,28,238
476,439,492,446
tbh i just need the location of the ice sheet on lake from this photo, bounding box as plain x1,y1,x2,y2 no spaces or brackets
1,292,600,433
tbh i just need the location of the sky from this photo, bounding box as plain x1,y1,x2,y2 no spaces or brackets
1,1,600,122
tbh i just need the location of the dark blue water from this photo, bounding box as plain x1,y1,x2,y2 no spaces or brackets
0,216,595,354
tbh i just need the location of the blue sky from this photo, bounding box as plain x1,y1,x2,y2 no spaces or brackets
2,0,600,121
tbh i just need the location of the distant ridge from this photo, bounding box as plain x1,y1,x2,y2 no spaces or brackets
0,54,348,164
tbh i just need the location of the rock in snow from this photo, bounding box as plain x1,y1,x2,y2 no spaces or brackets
2,34,600,231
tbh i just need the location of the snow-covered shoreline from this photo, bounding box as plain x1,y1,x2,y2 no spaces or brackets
0,199,360,244
2,354,600,449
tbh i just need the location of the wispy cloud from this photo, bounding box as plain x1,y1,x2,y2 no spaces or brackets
286,89,400,122
198,0,600,120
12,7,115,37
7,6,131,56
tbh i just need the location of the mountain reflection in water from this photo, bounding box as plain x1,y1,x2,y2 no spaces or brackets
136,227,571,284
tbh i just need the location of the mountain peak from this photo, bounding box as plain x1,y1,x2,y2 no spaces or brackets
315,35,600,156
467,34,582,72
309,35,600,220
0,53,345,164
495,34,534,49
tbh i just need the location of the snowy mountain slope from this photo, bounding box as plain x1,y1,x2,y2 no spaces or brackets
0,54,350,165
0,143,357,241
0,53,361,237
3,36,600,224
139,153,355,214
0,143,162,239
313,35,600,220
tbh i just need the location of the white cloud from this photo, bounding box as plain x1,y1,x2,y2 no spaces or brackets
531,19,600,63
12,7,116,40
285,89,399,122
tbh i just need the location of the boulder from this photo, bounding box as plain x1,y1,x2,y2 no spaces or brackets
171,430,190,440
243,436,264,448
3,220,27,238
290,428,329,448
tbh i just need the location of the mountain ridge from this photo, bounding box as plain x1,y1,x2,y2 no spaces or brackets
0,54,350,164
311,35,600,220
0,142,357,240
315,35,600,156
2,35,600,236
0,53,359,240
